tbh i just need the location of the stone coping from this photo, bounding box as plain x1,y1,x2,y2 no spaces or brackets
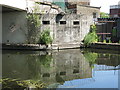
1,43,120,51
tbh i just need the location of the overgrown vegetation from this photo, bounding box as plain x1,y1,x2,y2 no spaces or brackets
38,29,53,45
26,4,41,44
103,39,106,43
0,78,46,89
83,24,98,47
26,4,53,45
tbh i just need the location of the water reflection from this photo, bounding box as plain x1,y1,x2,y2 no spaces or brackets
2,49,120,88
58,70,118,88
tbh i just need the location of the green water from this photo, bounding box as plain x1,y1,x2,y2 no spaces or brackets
2,49,120,88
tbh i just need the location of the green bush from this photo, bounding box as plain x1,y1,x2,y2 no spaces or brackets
38,29,53,45
83,24,98,46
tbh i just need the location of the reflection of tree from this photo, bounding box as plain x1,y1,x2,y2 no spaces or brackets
83,51,120,67
56,73,64,84
97,53,120,66
38,55,53,68
26,54,53,80
83,52,98,67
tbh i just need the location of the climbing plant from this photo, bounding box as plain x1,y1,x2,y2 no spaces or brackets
26,3,41,44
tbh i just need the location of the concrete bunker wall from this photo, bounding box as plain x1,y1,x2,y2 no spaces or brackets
77,5,100,18
2,11,28,44
41,14,94,45
2,12,94,45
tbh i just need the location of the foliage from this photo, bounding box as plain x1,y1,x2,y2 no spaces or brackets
26,4,41,44
103,40,106,43
0,78,46,89
83,24,98,46
38,29,53,45
100,12,109,18
109,40,112,43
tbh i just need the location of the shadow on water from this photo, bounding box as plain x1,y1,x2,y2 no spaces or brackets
1,49,120,89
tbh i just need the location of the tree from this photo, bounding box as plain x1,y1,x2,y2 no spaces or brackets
100,12,109,18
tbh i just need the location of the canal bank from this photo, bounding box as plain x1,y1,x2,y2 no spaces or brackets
1,43,80,50
89,42,120,51
1,42,120,51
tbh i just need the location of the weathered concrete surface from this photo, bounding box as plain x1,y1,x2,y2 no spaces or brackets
77,5,100,19
51,43,81,50
2,44,47,50
41,14,94,45
89,42,120,51
2,42,120,51
2,1,64,44
1,43,80,50
2,11,28,44
2,0,100,47
67,0,90,5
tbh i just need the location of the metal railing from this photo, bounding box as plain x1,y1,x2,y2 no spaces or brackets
97,17,120,22
110,5,120,9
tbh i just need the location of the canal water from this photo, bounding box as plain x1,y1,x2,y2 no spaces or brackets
2,49,120,88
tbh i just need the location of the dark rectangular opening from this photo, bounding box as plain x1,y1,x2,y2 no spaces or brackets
42,73,50,77
60,71,66,75
73,21,79,25
93,12,97,18
73,69,79,74
42,21,50,25
60,21,66,24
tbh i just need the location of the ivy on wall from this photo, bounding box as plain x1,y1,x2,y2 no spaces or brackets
26,3,53,45
26,3,41,44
